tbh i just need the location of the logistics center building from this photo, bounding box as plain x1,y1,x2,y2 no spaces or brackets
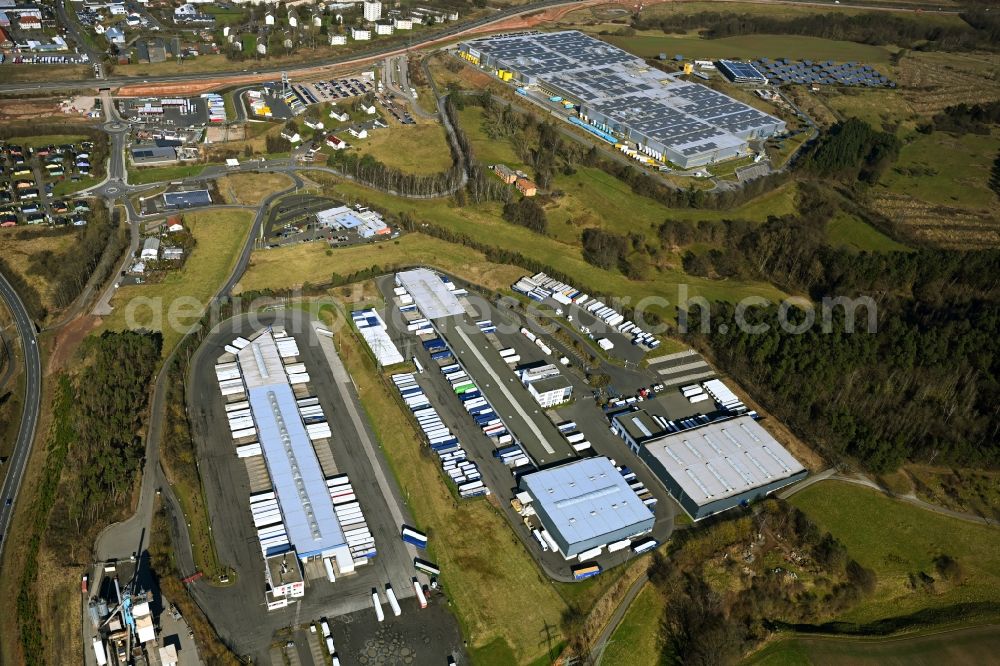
519,457,655,558
459,31,785,168
237,331,353,569
622,414,807,520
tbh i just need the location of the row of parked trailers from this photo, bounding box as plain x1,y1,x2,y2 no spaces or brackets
513,273,661,350
391,373,489,499
250,490,291,557
555,420,593,453
326,474,378,565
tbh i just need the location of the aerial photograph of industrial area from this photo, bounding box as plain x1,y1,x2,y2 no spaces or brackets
0,0,997,664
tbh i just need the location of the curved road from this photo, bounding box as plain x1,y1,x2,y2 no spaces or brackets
0,271,41,562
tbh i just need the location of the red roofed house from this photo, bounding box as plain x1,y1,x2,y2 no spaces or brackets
325,135,347,151
516,177,538,197
18,14,41,30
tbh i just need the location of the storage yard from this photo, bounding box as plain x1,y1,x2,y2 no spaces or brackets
458,31,785,168
118,94,226,128
185,311,465,661
360,270,680,579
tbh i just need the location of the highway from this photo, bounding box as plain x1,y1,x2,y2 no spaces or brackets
0,0,581,95
0,271,41,562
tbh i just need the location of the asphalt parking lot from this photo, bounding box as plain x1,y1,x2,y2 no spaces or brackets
185,310,461,662
118,97,211,129
327,594,467,666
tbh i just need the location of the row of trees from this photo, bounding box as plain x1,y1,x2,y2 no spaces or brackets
27,205,124,310
919,100,1000,135
631,10,1000,52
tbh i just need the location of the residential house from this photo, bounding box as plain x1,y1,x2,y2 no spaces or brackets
516,178,538,197
106,26,125,45
491,164,516,184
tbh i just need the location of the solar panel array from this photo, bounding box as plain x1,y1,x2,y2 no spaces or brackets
717,60,768,84
752,57,894,88
465,31,785,167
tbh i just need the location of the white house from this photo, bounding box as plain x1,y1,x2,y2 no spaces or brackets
167,222,184,233
393,17,412,30
264,12,274,25
347,126,367,139
374,22,392,35
280,130,302,143
105,27,125,45
326,135,347,150
329,108,348,122
304,118,324,130
350,27,370,41
108,3,126,15
174,3,198,18
287,10,297,27
328,34,345,45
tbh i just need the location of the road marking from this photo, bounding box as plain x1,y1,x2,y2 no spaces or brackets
452,325,555,455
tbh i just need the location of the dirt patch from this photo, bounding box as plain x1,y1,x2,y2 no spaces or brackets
0,97,83,123
206,124,245,143
47,314,100,375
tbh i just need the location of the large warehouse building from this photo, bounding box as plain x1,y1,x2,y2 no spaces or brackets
237,331,353,568
519,457,655,558
614,413,806,520
458,31,785,168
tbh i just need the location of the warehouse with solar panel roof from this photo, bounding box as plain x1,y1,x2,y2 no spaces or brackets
458,31,786,168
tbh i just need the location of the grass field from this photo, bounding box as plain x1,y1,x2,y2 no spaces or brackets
299,174,787,321
744,624,1000,666
218,171,293,206
53,176,100,197
600,33,894,65
0,64,90,84
823,89,916,130
826,211,910,252
330,306,569,664
351,124,454,175
879,131,1000,211
237,232,524,294
789,481,1000,626
100,209,253,354
128,163,206,185
599,582,666,666
0,227,78,312
17,133,88,148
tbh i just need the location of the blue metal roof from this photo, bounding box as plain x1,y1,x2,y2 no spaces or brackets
522,457,653,548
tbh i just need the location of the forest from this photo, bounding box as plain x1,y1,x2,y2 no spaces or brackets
630,9,1000,52
648,500,879,665
17,331,160,664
